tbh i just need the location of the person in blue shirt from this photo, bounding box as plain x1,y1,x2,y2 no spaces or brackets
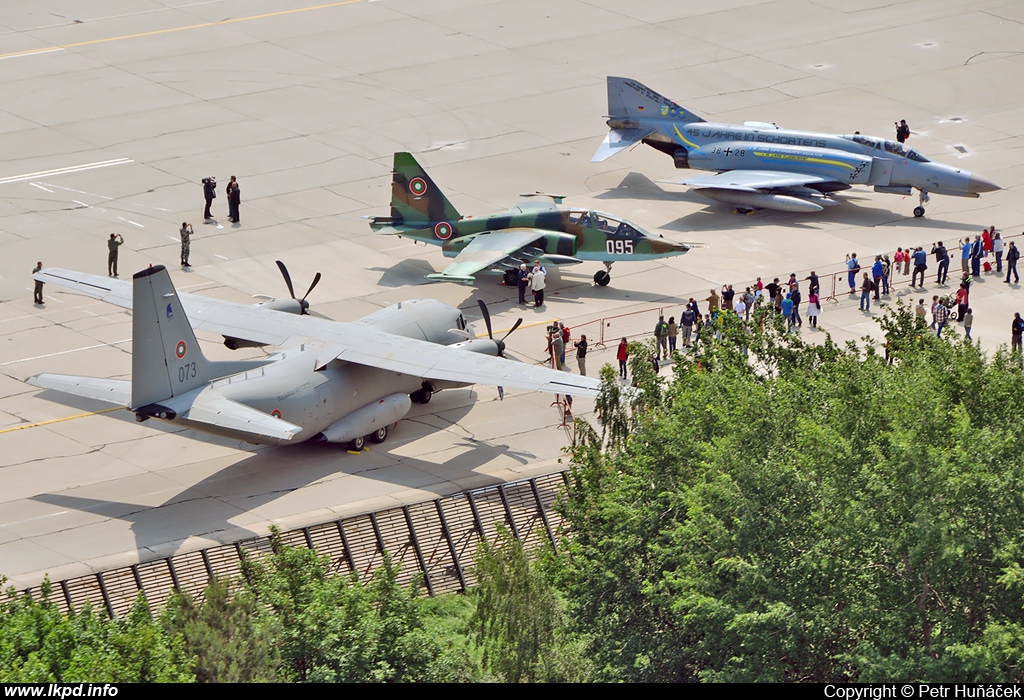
871,256,884,300
971,235,983,277
781,293,794,331
961,238,972,275
911,247,928,287
846,253,860,294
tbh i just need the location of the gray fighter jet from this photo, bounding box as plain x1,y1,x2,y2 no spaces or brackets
28,265,596,451
593,76,999,216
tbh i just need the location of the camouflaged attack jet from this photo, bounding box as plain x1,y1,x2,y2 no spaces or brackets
593,77,999,217
368,152,696,286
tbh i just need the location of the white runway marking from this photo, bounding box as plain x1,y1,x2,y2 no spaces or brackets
28,183,53,193
0,48,64,61
215,254,229,260
117,217,145,228
0,158,133,186
40,183,114,199
1,339,131,367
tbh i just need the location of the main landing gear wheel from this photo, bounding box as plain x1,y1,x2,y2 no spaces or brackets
369,426,388,444
349,435,365,451
411,385,433,404
503,269,519,286
913,206,925,218
594,270,611,286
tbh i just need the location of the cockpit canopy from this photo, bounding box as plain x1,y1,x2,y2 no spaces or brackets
848,134,930,163
567,209,648,238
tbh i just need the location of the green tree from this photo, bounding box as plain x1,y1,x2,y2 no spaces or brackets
471,527,591,682
161,579,280,682
559,304,1024,682
0,578,192,682
240,525,464,682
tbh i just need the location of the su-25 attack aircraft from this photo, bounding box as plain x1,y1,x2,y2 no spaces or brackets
369,152,696,286
592,76,1000,216
28,265,599,451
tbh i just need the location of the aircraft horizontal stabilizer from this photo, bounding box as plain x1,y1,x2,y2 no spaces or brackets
28,373,131,406
591,128,650,163
186,395,303,442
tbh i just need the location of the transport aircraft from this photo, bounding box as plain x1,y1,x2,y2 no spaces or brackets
29,264,597,451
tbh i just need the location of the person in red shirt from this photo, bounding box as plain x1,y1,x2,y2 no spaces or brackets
956,284,969,321
617,338,629,380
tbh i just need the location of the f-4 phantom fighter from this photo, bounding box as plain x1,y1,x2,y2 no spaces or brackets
28,265,597,451
369,152,696,286
592,76,999,216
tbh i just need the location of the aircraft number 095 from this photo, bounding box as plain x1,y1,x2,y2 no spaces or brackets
606,240,634,255
178,362,196,383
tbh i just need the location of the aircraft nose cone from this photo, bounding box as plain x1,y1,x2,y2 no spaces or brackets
968,173,1000,195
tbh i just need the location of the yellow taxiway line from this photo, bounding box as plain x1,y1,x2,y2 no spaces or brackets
0,0,366,60
0,406,124,434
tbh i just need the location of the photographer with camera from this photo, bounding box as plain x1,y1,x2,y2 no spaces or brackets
202,177,216,220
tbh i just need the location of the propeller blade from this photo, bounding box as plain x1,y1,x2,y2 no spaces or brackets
498,386,504,401
276,260,297,300
500,318,523,343
477,299,494,340
301,272,322,302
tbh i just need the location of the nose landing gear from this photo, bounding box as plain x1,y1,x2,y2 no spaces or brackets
913,190,931,218
593,261,613,287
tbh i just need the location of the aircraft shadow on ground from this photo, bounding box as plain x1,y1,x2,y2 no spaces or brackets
589,171,690,204
456,272,683,319
26,390,539,564
590,171,986,235
370,258,437,287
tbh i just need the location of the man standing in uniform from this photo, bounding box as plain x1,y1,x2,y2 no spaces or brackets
107,233,124,277
202,177,216,221
654,316,669,360
180,222,193,268
32,262,44,305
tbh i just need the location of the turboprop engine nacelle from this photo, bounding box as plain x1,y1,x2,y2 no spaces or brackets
316,393,412,444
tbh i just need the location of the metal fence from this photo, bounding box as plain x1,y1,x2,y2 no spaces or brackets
19,472,571,617
558,232,1024,349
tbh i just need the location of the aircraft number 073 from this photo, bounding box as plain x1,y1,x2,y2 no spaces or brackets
606,240,634,255
178,362,197,383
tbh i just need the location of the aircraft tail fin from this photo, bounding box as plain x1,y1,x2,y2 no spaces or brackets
131,266,265,410
605,76,703,124
389,152,462,225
